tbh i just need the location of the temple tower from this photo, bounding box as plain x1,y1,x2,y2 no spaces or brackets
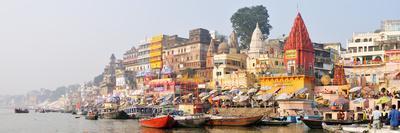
284,13,315,76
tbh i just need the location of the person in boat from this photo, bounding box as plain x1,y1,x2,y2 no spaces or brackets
388,104,400,130
371,106,382,129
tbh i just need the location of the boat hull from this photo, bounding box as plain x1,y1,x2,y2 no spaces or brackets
85,115,98,120
206,115,263,126
175,116,208,128
302,118,360,129
101,111,129,119
259,120,291,126
140,115,175,129
15,109,29,113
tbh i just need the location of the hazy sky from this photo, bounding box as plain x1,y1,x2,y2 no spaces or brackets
0,0,399,95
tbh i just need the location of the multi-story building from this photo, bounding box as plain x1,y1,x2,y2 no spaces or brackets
128,39,151,89
150,35,167,75
123,47,137,71
212,41,247,89
162,28,211,77
313,42,340,85
343,20,400,85
100,54,117,96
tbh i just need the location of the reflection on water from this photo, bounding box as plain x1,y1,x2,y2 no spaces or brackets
0,108,322,133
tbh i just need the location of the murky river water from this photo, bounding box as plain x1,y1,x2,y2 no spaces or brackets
0,108,323,133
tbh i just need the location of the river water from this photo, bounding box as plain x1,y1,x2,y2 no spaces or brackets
0,108,323,133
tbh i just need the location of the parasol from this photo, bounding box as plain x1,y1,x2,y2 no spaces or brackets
295,88,308,95
275,93,291,100
376,96,391,104
257,94,273,101
349,87,362,93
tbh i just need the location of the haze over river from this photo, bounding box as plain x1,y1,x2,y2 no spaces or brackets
0,108,322,133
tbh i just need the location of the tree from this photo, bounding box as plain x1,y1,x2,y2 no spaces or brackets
230,5,272,50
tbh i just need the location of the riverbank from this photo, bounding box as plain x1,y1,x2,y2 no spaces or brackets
217,107,278,117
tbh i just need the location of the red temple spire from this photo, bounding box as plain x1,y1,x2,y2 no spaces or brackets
284,12,315,76
284,13,314,51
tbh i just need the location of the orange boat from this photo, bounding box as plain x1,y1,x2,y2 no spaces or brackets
139,115,175,128
206,115,263,126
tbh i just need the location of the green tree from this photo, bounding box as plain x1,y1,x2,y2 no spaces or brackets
230,5,272,50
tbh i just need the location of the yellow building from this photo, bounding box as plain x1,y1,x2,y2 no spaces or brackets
259,75,314,97
216,71,257,90
150,35,165,69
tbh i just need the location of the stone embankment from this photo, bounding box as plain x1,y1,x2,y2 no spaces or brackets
216,107,278,117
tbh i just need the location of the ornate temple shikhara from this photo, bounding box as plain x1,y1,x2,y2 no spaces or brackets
259,13,315,97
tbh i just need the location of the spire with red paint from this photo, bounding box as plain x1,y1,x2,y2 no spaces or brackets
284,12,315,76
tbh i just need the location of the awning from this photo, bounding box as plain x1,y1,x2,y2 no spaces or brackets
349,87,362,93
295,88,308,95
257,94,273,101
275,93,292,100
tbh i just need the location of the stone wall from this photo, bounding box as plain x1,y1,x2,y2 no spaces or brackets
215,107,278,117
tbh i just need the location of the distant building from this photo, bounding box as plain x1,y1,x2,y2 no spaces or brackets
212,39,247,89
100,54,117,96
162,28,211,77
381,20,400,32
342,20,400,85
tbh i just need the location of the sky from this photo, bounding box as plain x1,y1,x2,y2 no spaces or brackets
0,0,399,95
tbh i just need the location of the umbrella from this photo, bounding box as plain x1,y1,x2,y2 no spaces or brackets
219,95,232,100
349,87,362,93
352,98,366,104
295,88,308,95
229,89,240,94
257,94,273,101
260,86,272,91
209,90,218,95
199,92,209,98
238,96,249,102
212,96,220,101
332,97,350,105
275,93,291,100
247,88,258,94
376,96,391,104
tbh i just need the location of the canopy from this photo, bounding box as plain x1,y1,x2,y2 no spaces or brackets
349,87,362,93
352,98,366,104
332,97,349,105
257,94,273,101
229,88,240,94
199,92,209,98
247,88,258,94
219,95,232,101
275,93,292,100
238,96,249,102
376,96,391,104
212,96,221,101
260,86,272,91
295,88,308,95
209,90,218,95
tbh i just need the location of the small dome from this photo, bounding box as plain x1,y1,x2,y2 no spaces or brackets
217,41,229,54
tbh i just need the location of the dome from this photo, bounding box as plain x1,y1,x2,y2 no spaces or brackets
217,41,229,54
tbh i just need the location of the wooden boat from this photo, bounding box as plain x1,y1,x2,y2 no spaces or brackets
301,118,324,129
139,115,175,129
101,110,129,119
174,115,209,127
259,120,291,126
302,118,363,129
322,123,343,133
15,108,29,113
85,112,99,120
206,115,263,126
